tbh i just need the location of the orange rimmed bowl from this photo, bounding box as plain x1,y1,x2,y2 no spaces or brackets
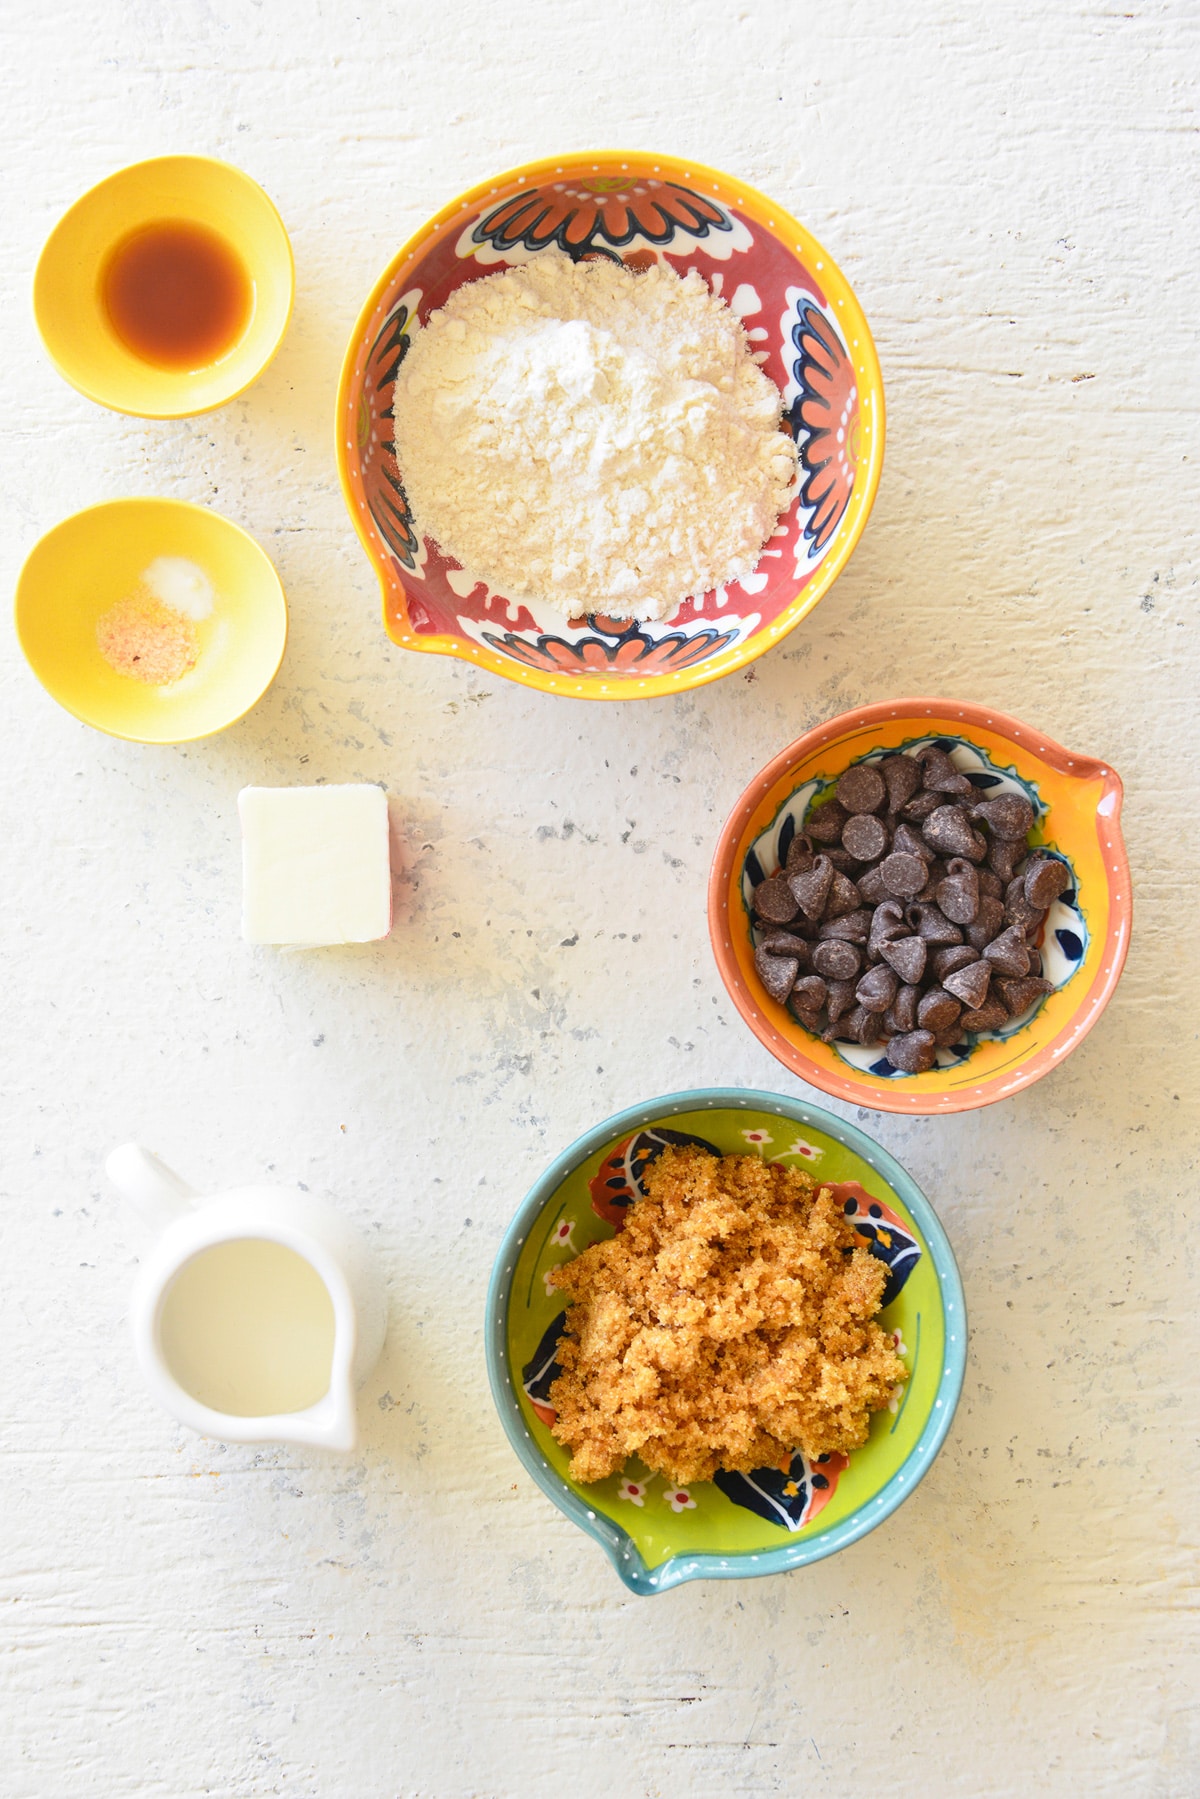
708,699,1130,1113
336,150,884,700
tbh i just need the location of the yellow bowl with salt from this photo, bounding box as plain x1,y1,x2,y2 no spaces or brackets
14,498,288,743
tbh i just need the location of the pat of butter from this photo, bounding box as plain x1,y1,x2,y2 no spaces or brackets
239,785,392,946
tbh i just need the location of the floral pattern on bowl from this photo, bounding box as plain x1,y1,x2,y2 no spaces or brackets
337,152,885,700
708,700,1131,1113
486,1090,965,1594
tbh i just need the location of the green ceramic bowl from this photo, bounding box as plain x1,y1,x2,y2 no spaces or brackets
486,1089,966,1594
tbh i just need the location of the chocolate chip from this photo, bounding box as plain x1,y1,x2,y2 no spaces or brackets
856,963,898,1013
996,975,1055,1015
936,857,980,925
880,851,928,898
906,903,964,945
892,983,921,1032
988,837,1026,883
931,1020,967,1048
1004,877,1046,935
965,895,1006,950
1026,945,1043,977
880,754,921,812
753,872,800,924
918,745,972,795
806,799,848,844
983,924,1032,977
913,864,946,905
899,789,943,822
785,832,816,876
977,869,1003,900
868,898,908,958
918,987,962,1032
892,821,935,862
959,999,1009,1033
971,794,1036,839
855,863,890,905
824,847,865,874
789,855,834,920
812,939,862,981
825,872,863,919
840,1003,885,1044
793,974,829,1013
886,1029,937,1073
755,946,799,1002
835,764,887,815
943,958,992,1010
842,814,888,861
923,805,984,859
819,908,872,944
825,978,857,1024
879,933,927,985
1025,855,1071,910
758,930,812,961
930,943,979,982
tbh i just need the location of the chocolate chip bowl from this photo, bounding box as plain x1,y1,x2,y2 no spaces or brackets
708,700,1130,1113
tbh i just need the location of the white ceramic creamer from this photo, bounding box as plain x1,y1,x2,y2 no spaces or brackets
107,1144,387,1451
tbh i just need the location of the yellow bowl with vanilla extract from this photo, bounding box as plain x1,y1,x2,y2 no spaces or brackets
33,155,293,418
15,499,288,743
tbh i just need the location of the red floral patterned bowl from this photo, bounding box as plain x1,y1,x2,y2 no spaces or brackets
708,699,1131,1112
336,151,884,699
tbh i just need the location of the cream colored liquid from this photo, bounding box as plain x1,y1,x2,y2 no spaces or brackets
160,1239,335,1416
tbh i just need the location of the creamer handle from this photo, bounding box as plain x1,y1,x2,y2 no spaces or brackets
105,1143,197,1234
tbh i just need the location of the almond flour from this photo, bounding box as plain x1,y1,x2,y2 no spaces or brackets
392,251,798,621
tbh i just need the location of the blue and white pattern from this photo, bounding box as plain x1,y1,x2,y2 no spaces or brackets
714,1450,845,1533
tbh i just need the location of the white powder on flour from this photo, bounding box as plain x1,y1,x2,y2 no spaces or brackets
392,251,798,621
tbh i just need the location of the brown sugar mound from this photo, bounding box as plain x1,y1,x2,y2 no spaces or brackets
547,1146,906,1487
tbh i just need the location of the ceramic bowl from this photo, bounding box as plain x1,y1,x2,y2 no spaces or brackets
337,150,884,699
708,699,1130,1113
33,155,293,418
486,1088,964,1594
15,498,287,743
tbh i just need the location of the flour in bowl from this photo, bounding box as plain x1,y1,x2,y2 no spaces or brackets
391,251,798,621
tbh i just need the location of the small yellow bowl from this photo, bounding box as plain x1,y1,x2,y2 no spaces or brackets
15,498,288,743
33,155,294,418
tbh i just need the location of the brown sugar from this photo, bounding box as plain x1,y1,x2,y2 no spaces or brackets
547,1146,907,1487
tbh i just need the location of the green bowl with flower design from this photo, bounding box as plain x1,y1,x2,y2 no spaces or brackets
485,1088,965,1594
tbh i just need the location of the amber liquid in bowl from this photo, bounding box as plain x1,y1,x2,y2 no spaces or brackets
101,219,253,370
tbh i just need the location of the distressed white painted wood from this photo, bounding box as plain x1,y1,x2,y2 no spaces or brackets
1,2,1196,1793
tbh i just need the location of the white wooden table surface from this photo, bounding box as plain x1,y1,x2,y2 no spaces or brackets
2,4,1197,1794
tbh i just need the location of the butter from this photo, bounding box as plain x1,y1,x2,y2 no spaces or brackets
239,784,392,946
